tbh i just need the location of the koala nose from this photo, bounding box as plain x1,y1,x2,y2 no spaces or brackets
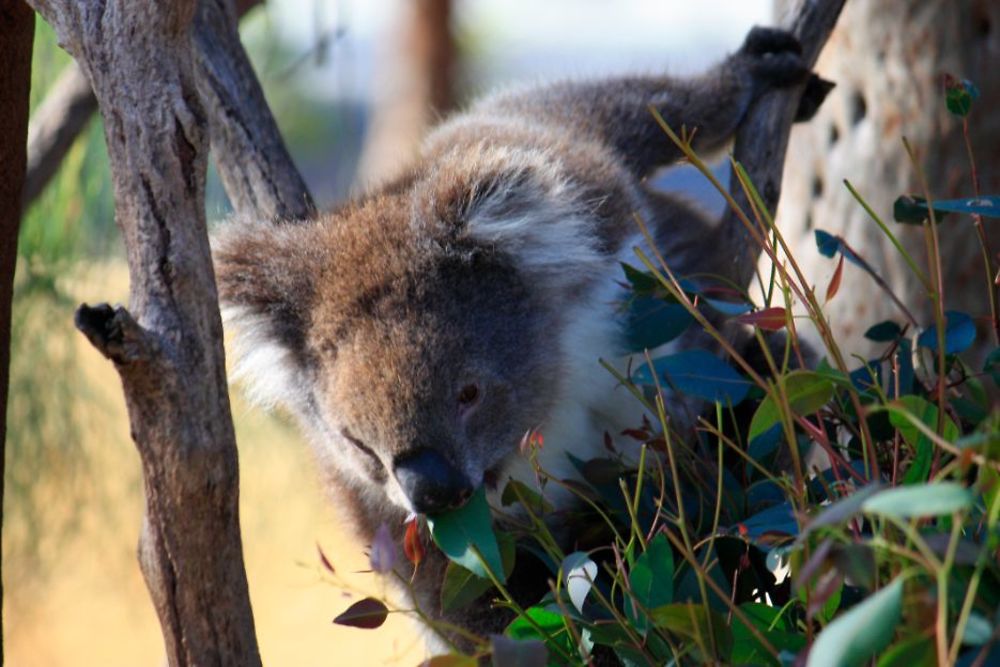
393,449,474,515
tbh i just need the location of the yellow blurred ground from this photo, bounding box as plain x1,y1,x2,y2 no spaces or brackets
4,261,424,666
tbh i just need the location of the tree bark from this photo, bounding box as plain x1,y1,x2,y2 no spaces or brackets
21,0,292,215
194,0,315,219
722,0,847,288
0,2,35,661
355,0,455,187
775,0,1000,359
23,0,262,664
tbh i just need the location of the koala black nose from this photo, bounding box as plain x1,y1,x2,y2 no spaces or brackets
393,449,474,515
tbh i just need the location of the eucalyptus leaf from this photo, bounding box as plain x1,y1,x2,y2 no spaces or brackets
748,371,835,443
627,533,674,633
428,487,505,583
562,551,598,614
807,577,903,667
441,532,516,613
862,482,973,518
631,349,751,404
888,396,958,485
917,311,976,354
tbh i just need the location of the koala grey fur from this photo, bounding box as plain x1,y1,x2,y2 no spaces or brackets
213,26,815,648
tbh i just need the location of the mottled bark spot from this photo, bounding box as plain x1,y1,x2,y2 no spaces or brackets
851,91,867,125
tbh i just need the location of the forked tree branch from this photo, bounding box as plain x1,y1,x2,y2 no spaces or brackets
194,0,315,219
23,0,262,664
723,0,847,288
21,0,306,216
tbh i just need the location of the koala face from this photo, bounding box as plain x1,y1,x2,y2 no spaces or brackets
309,241,560,514
212,151,588,515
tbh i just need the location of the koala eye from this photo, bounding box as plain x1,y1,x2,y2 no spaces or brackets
457,383,481,407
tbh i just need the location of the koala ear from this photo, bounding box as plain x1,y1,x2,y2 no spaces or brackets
453,148,610,293
212,219,317,411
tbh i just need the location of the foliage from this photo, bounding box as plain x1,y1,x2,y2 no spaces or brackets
329,79,1000,666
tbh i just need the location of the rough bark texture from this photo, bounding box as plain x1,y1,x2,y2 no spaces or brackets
775,0,1000,358
194,0,315,219
723,0,847,288
23,0,262,664
22,0,278,214
22,61,96,207
355,0,455,187
0,2,35,661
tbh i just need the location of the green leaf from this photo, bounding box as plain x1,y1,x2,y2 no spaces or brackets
945,78,980,117
428,487,505,583
960,612,993,646
649,603,733,659
732,603,806,666
984,347,1000,386
631,349,751,404
804,483,884,534
627,533,674,633
562,552,598,614
862,482,973,518
815,229,841,257
620,262,660,294
748,371,835,443
807,576,904,667
922,194,1000,218
888,396,959,485
500,479,553,515
893,195,950,224
332,597,389,629
623,296,694,352
441,532,516,613
865,320,902,342
505,606,565,641
917,310,976,354
876,635,935,667
504,606,576,663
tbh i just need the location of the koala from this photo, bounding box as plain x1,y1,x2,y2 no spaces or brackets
213,26,818,646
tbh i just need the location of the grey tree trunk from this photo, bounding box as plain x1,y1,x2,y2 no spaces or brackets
775,0,1000,359
20,0,312,662
0,2,35,660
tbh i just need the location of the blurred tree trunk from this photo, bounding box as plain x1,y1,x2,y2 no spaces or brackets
775,0,1000,359
355,0,455,187
0,1,35,659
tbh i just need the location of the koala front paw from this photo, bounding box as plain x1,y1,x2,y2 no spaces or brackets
739,26,809,88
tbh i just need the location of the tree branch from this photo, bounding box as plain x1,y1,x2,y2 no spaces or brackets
722,0,846,288
23,0,290,218
0,2,35,660
24,0,262,664
23,61,96,207
194,0,316,219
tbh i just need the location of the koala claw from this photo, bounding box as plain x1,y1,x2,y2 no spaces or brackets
741,26,810,87
742,26,803,57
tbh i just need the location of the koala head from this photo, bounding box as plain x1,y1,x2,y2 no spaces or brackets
213,144,610,516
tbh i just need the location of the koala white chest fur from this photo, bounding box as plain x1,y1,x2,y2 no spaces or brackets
213,25,817,641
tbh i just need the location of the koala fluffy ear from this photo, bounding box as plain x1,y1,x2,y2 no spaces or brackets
450,149,611,294
212,219,317,411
